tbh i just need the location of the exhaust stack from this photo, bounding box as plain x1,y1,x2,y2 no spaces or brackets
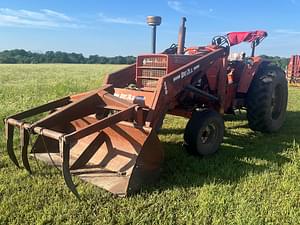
147,16,162,54
177,17,187,55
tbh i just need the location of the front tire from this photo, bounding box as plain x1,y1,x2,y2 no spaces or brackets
184,109,224,156
246,65,288,132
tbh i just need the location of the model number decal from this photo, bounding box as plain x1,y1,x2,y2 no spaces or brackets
114,93,146,102
193,64,200,70
172,64,200,82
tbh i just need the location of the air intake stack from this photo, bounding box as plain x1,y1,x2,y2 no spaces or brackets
147,16,162,53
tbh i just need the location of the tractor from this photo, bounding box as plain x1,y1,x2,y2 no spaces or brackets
4,16,288,197
287,55,300,83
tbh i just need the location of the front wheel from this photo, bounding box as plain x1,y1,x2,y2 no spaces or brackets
184,109,224,156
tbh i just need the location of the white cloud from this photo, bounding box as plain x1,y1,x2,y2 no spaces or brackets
41,9,72,21
167,1,186,13
98,13,144,26
0,8,80,29
167,0,214,17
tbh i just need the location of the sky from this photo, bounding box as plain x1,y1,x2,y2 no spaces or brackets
0,0,300,57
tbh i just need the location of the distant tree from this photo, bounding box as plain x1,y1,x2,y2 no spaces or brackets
87,55,100,64
260,55,289,70
125,56,136,64
0,49,289,67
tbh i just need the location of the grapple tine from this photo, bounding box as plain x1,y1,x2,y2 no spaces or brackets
20,127,31,173
60,139,80,199
5,120,20,168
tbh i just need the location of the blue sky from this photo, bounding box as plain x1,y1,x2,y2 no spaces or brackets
0,0,299,57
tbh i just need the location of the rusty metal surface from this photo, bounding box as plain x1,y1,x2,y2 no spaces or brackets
31,121,163,196
33,153,131,195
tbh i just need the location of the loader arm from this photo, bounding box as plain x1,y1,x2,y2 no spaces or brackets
145,47,228,129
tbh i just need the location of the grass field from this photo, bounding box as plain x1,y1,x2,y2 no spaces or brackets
0,64,300,225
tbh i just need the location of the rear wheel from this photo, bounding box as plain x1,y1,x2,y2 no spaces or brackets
246,65,288,132
184,109,224,156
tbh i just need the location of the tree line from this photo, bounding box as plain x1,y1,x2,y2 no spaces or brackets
0,49,290,69
0,49,136,64
260,55,290,70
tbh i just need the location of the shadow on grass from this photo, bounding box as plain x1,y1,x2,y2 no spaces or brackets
150,111,299,192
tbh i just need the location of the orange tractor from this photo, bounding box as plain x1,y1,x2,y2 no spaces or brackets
4,17,288,197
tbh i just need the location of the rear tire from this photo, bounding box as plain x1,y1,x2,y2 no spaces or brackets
184,109,224,156
246,65,288,132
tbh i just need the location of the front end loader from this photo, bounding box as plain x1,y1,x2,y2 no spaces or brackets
4,17,288,197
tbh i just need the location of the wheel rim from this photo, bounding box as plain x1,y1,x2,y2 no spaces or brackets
271,84,283,120
200,123,217,144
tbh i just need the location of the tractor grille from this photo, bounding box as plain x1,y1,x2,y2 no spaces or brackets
141,69,166,78
137,55,168,88
142,57,167,67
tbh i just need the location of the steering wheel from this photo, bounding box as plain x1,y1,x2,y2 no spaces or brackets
212,35,230,48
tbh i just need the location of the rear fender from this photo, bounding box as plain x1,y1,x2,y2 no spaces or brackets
237,57,269,93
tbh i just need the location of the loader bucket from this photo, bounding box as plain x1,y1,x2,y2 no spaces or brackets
32,123,164,196
5,89,164,197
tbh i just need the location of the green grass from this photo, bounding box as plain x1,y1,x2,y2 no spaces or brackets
0,64,300,225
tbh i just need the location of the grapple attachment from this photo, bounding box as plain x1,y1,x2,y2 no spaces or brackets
5,88,164,197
